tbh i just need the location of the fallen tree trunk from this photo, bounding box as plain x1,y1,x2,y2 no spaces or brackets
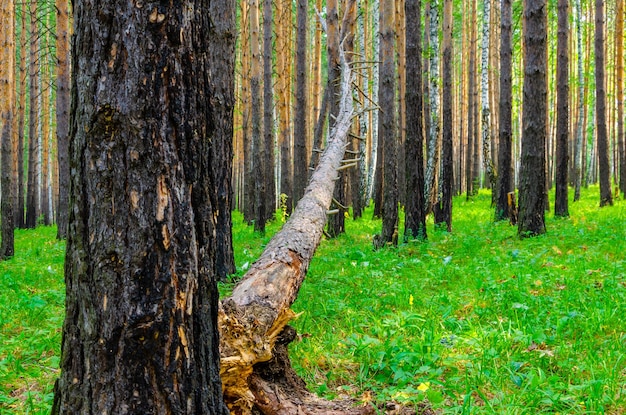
218,50,373,415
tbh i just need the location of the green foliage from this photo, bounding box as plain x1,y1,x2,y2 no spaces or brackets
2,187,625,414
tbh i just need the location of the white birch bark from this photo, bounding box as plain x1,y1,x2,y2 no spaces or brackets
481,0,495,186
366,0,380,202
358,2,369,207
424,0,440,205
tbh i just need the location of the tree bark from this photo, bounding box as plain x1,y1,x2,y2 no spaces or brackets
480,0,496,193
617,0,625,197
554,0,569,217
424,0,440,211
263,0,276,219
595,0,612,206
293,0,309,204
0,0,15,258
404,0,427,241
218,55,373,415
56,0,71,238
466,0,477,199
518,0,547,237
52,0,234,412
25,0,40,229
495,0,514,221
573,0,585,201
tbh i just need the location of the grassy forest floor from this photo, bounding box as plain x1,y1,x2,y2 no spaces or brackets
1,186,625,414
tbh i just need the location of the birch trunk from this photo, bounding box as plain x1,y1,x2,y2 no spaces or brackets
424,0,441,211
480,0,496,191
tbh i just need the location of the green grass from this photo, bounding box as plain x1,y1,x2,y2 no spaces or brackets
1,186,625,414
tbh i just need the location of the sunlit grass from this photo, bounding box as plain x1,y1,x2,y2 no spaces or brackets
1,186,625,414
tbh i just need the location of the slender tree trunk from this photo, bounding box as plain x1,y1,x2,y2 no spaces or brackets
263,0,275,219
15,6,27,229
377,0,398,246
573,0,585,201
25,0,40,229
466,0,477,199
51,0,233,412
495,0,514,221
404,0,427,240
617,0,625,196
518,0,547,237
480,0,496,194
435,0,453,231
595,0,612,206
424,0,440,212
56,0,70,238
277,0,293,214
41,66,52,226
250,0,267,232
241,0,254,222
293,0,309,204
396,0,406,207
554,0,569,217
368,1,381,208
0,0,15,258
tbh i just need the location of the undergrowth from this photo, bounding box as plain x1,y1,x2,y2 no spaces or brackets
1,186,624,414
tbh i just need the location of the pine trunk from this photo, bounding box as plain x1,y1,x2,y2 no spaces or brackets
518,0,547,237
617,0,625,196
573,0,584,201
554,0,569,217
293,0,309,204
263,0,275,219
595,0,612,206
15,6,27,229
25,0,40,229
56,0,70,238
52,0,234,412
466,0,477,199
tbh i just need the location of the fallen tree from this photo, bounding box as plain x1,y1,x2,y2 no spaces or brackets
218,49,374,415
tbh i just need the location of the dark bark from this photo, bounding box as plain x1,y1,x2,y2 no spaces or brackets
56,0,70,239
554,0,569,217
595,0,612,206
293,0,309,204
378,0,398,245
466,0,477,199
15,7,26,229
618,0,625,197
495,0,514,221
404,0,427,241
51,0,231,412
372,7,384,220
1,0,14,258
211,0,237,280
263,0,275,220
518,0,547,237
25,0,39,229
435,0,453,232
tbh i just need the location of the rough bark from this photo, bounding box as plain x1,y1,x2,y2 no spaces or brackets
56,0,71,238
25,0,39,229
595,0,612,206
554,0,569,217
1,0,15,258
495,0,513,221
293,0,309,204
465,0,477,199
377,0,398,245
263,0,276,219
404,0,427,241
617,0,625,196
218,55,372,414
15,6,26,229
518,0,547,237
435,0,453,232
573,0,584,201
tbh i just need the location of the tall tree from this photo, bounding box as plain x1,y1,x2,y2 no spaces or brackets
480,0,496,193
0,0,15,258
25,0,40,229
404,0,427,241
595,0,612,206
617,0,625,196
293,0,309,204
250,0,267,231
554,0,569,217
518,0,547,237
465,0,478,199
573,0,585,201
15,4,27,229
56,0,70,238
434,0,453,231
424,0,440,211
263,0,275,218
378,0,398,246
495,0,514,221
51,0,233,411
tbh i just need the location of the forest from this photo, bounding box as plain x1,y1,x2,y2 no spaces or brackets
0,0,625,412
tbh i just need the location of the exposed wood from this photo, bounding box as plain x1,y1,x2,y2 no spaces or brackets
218,53,370,415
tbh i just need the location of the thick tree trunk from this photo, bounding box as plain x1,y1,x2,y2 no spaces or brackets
595,0,612,206
56,0,70,239
554,0,569,217
0,0,15,258
52,0,233,412
518,0,547,237
495,0,514,221
293,0,309,204
404,0,427,241
218,56,374,414
480,0,495,194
